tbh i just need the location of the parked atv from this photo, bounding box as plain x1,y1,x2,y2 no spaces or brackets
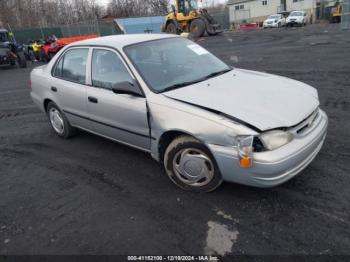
24,40,45,62
0,28,27,68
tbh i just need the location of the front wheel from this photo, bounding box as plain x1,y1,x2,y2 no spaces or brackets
164,136,223,192
47,102,76,138
166,22,177,34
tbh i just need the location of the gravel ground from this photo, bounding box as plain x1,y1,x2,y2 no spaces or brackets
0,24,349,257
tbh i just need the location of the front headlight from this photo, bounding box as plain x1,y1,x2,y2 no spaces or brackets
260,130,293,150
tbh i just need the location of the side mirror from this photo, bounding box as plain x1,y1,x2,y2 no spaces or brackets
112,81,143,97
171,4,176,14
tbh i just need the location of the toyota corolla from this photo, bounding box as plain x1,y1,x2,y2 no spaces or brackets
30,34,328,192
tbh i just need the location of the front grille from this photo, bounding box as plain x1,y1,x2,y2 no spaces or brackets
0,48,8,56
293,109,320,135
253,137,265,152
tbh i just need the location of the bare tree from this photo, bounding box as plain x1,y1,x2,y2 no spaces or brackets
0,0,105,28
106,0,169,18
0,0,170,28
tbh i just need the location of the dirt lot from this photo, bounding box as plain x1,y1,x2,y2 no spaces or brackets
0,24,349,257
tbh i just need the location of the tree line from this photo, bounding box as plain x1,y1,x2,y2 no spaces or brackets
0,0,170,28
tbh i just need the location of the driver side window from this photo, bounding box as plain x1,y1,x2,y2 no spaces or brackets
91,49,133,90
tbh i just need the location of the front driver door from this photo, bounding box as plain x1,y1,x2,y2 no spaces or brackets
86,48,150,151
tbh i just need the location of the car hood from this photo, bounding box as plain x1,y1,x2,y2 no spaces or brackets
265,19,278,23
288,16,302,20
164,68,319,131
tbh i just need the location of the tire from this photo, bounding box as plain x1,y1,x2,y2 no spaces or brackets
17,52,27,68
164,135,223,192
46,102,76,139
166,22,177,34
190,19,205,38
28,50,36,62
206,23,218,36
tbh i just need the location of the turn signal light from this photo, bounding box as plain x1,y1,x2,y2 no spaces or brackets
238,136,254,168
239,156,252,168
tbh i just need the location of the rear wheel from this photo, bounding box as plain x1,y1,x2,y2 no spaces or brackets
164,136,223,192
46,102,76,138
166,22,177,34
28,50,36,61
17,52,27,68
190,19,206,38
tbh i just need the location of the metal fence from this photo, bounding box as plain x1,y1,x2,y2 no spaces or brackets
341,0,350,29
11,26,63,44
9,19,120,44
60,20,121,37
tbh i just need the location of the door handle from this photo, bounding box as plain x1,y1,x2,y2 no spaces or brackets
88,96,98,104
51,86,57,92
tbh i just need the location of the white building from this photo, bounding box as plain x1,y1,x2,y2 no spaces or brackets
227,0,318,24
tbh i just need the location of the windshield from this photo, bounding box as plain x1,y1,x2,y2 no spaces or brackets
179,0,198,13
290,11,303,16
268,15,280,19
124,37,231,93
0,32,9,42
190,0,198,10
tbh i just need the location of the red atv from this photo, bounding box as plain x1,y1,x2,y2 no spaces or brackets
41,34,98,62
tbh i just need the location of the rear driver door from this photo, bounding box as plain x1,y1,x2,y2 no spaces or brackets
51,47,91,130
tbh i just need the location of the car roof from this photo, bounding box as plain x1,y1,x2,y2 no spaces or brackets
69,34,178,49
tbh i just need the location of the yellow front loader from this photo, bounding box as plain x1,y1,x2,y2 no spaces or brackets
162,0,223,38
330,2,342,23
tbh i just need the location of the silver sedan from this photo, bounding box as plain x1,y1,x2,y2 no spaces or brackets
30,34,328,192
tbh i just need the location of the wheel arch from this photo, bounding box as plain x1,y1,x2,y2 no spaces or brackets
43,98,54,112
157,129,209,162
164,19,180,34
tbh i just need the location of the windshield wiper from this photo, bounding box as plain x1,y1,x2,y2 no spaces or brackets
202,67,233,80
161,79,206,93
161,67,233,93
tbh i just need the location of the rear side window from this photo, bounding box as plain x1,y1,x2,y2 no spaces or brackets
53,48,88,84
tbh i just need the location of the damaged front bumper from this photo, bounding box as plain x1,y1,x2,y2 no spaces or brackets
207,109,328,187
